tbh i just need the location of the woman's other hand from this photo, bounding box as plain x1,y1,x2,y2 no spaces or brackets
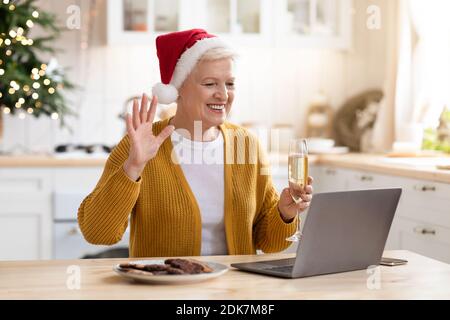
278,176,314,223
123,94,175,181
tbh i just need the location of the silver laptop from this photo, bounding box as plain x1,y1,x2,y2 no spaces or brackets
231,188,402,278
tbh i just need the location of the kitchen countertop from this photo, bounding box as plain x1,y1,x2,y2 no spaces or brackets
0,250,449,299
0,154,107,167
270,153,450,184
1,153,450,183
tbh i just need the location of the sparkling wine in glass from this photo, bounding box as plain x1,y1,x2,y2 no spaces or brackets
286,139,308,242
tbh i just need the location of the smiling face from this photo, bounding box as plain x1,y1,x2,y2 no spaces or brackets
176,57,235,131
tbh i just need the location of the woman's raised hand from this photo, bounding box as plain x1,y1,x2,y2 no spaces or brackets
123,94,175,181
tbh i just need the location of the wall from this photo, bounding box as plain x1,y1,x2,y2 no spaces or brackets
0,0,393,153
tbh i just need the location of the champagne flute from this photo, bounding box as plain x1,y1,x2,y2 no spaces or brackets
286,138,308,242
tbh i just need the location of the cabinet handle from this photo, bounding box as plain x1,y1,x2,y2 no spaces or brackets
325,169,336,175
413,227,436,235
360,175,373,181
67,227,80,236
414,185,436,192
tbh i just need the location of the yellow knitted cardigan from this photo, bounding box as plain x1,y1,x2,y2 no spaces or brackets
78,117,297,257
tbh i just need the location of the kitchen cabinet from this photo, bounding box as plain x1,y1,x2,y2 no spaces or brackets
394,217,450,264
0,166,114,261
107,0,352,48
107,0,179,45
0,169,52,260
107,0,272,46
273,0,352,49
315,165,350,192
271,163,450,263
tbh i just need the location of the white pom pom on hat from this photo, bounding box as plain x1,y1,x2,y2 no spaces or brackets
152,29,230,105
152,83,179,105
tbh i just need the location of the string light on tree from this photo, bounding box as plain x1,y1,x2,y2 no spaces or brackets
0,0,75,127
10,81,19,90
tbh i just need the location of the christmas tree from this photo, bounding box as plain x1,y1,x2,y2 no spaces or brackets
0,0,74,126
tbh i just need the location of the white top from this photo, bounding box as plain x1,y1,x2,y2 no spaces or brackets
171,129,227,256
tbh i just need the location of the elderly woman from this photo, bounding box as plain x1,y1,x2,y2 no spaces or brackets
78,29,313,257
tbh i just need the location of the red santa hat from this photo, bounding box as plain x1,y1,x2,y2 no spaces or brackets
152,29,230,104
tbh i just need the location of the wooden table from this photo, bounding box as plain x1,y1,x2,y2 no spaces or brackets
0,250,449,299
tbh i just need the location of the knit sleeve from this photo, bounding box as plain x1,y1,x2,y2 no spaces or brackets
77,135,141,245
253,141,298,253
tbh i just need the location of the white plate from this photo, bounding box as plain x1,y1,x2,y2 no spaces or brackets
113,259,229,284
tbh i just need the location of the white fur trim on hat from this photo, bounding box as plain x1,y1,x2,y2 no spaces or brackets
171,37,229,89
153,37,230,105
152,82,178,105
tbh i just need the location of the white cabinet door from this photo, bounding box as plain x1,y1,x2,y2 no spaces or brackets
273,0,352,49
108,0,272,46
0,169,52,260
0,192,52,260
396,217,450,264
107,0,181,45
317,165,349,192
395,178,450,229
